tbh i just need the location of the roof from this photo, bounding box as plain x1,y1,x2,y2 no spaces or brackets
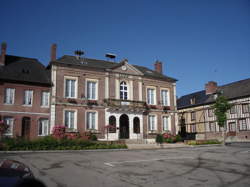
177,78,250,109
52,55,177,82
0,55,51,86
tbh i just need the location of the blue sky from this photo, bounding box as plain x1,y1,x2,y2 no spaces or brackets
0,0,249,97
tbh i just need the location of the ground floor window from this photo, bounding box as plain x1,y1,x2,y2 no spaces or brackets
148,115,156,131
190,124,196,133
86,112,97,130
228,122,236,132
208,122,216,132
239,119,249,131
3,117,14,136
162,116,170,131
108,116,116,133
38,119,49,136
64,110,76,129
133,117,140,134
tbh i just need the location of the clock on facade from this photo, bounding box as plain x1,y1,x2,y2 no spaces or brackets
121,65,127,71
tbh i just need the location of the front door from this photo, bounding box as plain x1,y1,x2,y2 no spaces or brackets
119,114,129,139
21,117,31,139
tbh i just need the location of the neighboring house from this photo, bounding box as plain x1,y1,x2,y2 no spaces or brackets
177,79,250,141
0,43,51,139
49,45,178,141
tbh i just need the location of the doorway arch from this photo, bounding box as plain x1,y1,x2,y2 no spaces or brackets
119,114,129,139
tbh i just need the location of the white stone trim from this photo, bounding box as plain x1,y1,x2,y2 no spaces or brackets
105,76,109,99
138,81,142,101
129,80,133,100
0,110,50,116
85,110,99,130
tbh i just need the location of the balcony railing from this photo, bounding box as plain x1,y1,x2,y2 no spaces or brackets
103,99,146,108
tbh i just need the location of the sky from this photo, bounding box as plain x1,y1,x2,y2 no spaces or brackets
0,0,249,97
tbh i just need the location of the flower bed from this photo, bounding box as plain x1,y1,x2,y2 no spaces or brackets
185,140,221,145
0,136,127,151
156,132,182,144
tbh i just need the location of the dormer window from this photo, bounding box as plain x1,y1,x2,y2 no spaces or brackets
190,97,196,105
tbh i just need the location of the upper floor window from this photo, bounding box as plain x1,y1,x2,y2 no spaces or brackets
64,110,76,129
24,90,33,106
41,91,50,107
230,105,236,114
147,88,156,105
3,117,14,136
208,109,214,117
4,88,15,104
190,97,196,105
120,81,128,100
191,111,196,121
242,104,250,113
65,78,76,98
148,115,156,131
161,90,169,106
162,116,170,131
38,119,49,136
228,122,236,132
87,80,97,100
86,111,97,130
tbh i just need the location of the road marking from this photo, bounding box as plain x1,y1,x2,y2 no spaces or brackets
104,156,194,167
239,150,250,154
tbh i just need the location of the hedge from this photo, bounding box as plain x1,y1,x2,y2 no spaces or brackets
0,136,127,151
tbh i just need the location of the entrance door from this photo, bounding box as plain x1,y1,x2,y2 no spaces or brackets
119,114,129,139
21,117,31,139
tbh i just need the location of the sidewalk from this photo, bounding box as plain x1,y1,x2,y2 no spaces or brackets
127,143,189,150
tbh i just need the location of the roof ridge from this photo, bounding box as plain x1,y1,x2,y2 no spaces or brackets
6,54,38,61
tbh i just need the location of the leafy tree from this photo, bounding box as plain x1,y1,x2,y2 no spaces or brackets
213,95,232,145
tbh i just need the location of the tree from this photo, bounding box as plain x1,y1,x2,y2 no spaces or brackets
213,95,232,145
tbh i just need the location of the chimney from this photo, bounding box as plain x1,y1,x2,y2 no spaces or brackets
0,42,7,66
154,60,162,74
50,43,57,61
205,81,218,95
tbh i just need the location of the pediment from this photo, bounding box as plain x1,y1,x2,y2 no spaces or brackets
109,59,144,76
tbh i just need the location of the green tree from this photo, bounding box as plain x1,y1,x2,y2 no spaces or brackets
213,95,232,145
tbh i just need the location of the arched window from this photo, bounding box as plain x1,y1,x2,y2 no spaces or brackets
133,117,140,134
109,116,116,133
120,81,128,100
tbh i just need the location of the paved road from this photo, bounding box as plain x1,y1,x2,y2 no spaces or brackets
1,145,250,187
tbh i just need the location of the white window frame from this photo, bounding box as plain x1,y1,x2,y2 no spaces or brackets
4,88,15,105
64,76,78,98
63,109,77,129
191,111,196,121
86,79,98,100
3,117,14,136
242,104,250,113
228,122,236,132
41,91,50,107
148,115,157,131
162,115,170,131
239,119,249,131
160,88,170,106
120,81,128,100
38,118,49,136
208,109,214,117
23,90,33,106
146,86,156,105
208,122,216,132
86,111,98,130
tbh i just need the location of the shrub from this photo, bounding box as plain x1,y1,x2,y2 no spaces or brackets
156,134,164,144
52,125,66,139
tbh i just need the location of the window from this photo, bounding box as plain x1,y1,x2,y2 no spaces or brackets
190,124,196,133
228,122,236,132
161,90,169,106
86,112,97,130
230,105,236,114
162,116,170,131
87,80,97,100
133,117,140,134
148,115,156,131
24,90,33,105
65,79,76,98
208,122,216,132
3,117,14,136
242,104,250,113
41,91,50,107
4,88,15,104
190,97,195,105
239,119,249,131
191,112,196,121
120,81,128,100
38,119,49,136
64,110,75,129
147,88,156,105
208,109,214,117
108,116,116,133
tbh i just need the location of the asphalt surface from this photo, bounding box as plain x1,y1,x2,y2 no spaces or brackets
1,145,250,187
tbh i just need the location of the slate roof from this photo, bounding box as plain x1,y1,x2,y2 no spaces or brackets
52,55,177,82
0,55,51,86
177,78,250,109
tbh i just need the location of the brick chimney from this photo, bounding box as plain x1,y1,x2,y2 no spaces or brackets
50,43,57,61
205,81,218,95
0,42,7,66
154,60,162,74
